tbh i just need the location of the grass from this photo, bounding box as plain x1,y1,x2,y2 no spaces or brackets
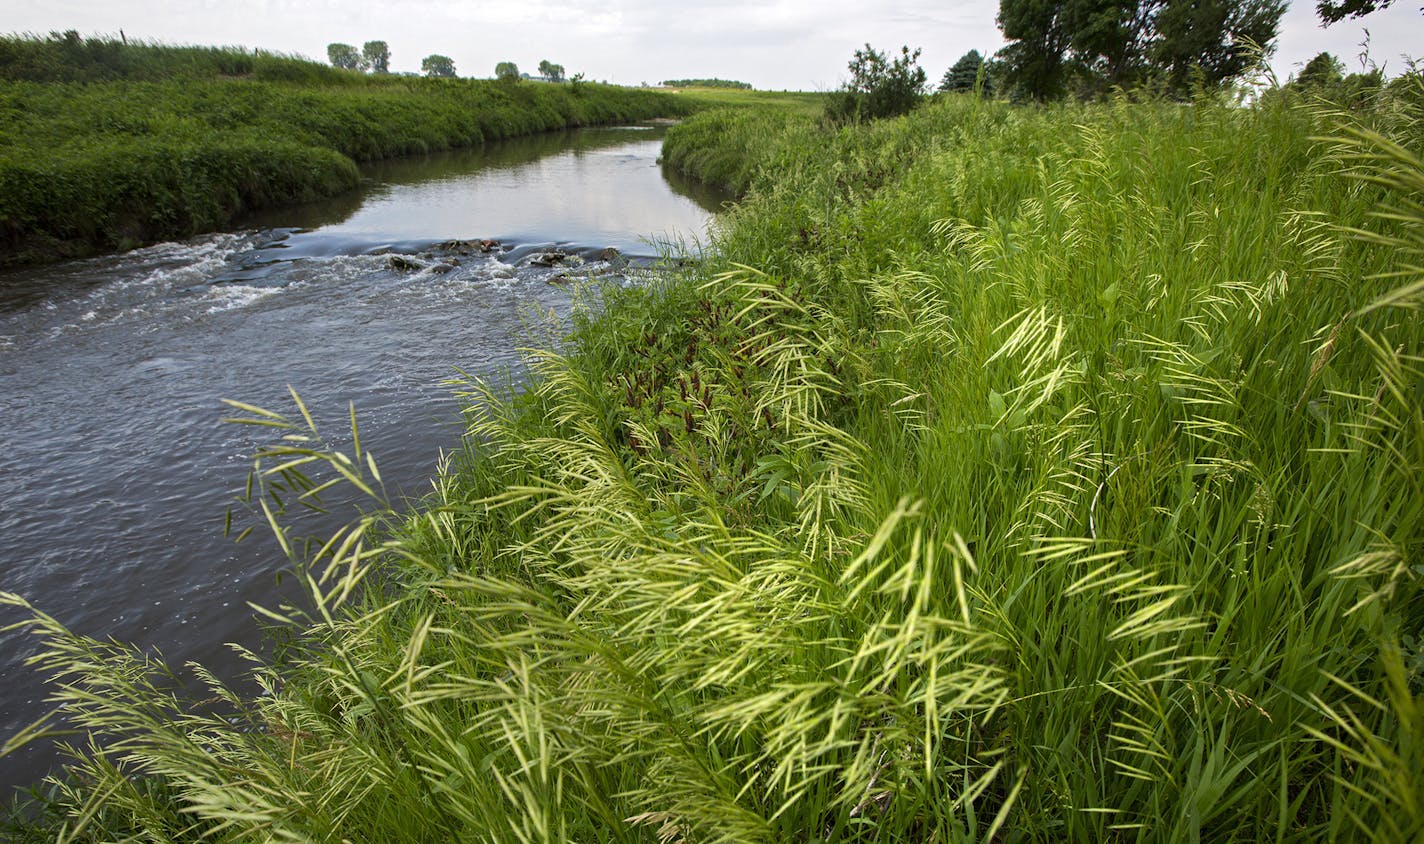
0,35,692,266
4,79,1424,840
669,86,827,115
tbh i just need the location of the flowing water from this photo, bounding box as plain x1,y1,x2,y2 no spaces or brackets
0,125,727,793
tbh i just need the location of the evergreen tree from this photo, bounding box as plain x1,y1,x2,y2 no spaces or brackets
940,49,991,94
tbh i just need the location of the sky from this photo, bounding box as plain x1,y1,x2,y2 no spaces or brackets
1,0,1419,90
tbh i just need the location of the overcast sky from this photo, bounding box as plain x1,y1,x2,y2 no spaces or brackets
2,0,1419,90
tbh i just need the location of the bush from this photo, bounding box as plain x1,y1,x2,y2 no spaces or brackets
824,44,926,124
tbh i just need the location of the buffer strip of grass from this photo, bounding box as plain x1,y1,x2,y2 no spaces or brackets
4,83,1424,840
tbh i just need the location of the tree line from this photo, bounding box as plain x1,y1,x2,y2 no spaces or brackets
661,78,752,89
326,45,578,83
828,0,1414,121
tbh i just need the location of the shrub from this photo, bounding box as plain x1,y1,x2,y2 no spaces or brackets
824,44,926,124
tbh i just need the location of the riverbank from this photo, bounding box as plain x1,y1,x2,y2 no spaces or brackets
0,37,691,267
6,82,1424,839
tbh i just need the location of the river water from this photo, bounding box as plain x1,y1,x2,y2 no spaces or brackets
0,125,726,793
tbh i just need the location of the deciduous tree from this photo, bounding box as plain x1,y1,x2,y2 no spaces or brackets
995,0,1285,99
1153,0,1284,92
326,43,361,71
362,40,390,74
495,61,520,82
825,44,926,123
996,0,1073,99
421,54,456,78
538,59,565,82
1316,0,1395,23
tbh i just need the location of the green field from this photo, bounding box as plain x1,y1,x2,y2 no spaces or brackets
0,36,691,267
5,69,1424,841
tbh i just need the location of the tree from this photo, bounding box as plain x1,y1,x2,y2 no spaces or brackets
538,59,565,82
362,40,390,74
1152,0,1285,93
940,49,992,95
1295,51,1344,87
995,0,1286,99
327,43,361,71
825,44,927,123
1316,0,1395,24
996,0,1074,100
495,61,520,82
421,54,456,78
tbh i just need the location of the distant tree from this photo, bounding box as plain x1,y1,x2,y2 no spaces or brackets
327,43,361,71
495,61,520,82
660,78,753,89
1295,50,1344,87
362,40,390,74
421,54,456,78
537,59,565,82
939,49,992,94
825,44,927,123
1316,0,1395,23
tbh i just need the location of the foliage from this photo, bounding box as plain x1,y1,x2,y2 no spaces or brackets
672,87,826,115
537,59,565,82
939,49,992,95
326,42,361,71
421,53,456,78
0,33,343,84
662,78,753,89
1299,50,1346,88
6,72,1424,840
1317,0,1397,23
494,61,519,82
995,0,1286,100
824,43,927,124
1265,52,1395,111
362,40,390,74
1152,0,1285,92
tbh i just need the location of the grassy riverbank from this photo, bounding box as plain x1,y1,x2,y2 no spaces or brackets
0,36,691,267
5,81,1424,839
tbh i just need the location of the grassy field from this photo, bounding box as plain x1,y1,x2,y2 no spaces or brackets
5,78,1424,840
0,36,691,267
668,85,827,114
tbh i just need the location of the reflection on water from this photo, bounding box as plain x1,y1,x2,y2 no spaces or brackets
0,123,729,794
239,126,728,257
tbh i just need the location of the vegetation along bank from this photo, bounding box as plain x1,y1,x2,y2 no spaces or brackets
0,35,691,267
5,69,1424,839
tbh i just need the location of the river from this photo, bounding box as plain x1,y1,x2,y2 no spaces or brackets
0,125,727,794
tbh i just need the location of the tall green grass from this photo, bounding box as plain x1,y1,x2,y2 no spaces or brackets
4,81,1424,840
0,32,362,84
0,36,691,266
